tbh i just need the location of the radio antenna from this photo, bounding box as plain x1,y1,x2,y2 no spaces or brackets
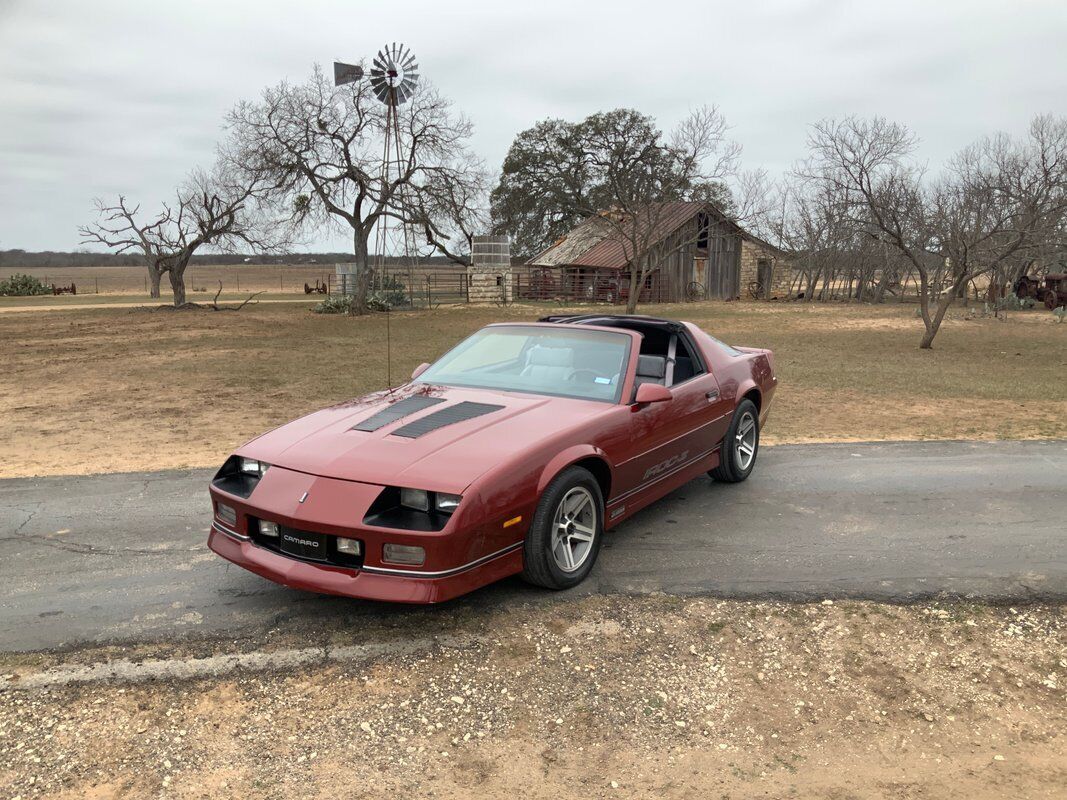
386,305,392,388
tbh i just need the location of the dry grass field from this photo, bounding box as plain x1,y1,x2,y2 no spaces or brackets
0,299,1064,479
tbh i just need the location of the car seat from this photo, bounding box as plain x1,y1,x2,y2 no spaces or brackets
520,346,574,384
634,354,667,386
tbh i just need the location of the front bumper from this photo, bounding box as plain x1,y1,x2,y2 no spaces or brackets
208,524,523,603
207,465,527,604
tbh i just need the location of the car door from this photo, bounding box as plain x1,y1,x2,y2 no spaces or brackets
614,339,726,495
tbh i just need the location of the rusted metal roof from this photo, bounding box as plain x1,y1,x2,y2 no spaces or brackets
570,202,704,269
527,201,762,271
527,216,612,268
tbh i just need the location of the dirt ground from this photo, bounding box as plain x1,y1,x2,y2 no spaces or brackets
1,596,1063,799
0,300,1064,479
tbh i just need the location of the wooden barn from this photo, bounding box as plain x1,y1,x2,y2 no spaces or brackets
526,201,790,302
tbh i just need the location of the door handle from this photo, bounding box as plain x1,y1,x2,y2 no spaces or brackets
705,390,719,402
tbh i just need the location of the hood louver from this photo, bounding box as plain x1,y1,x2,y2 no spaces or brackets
391,401,504,439
351,395,445,432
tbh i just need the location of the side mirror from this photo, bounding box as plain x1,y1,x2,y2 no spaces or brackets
411,362,431,380
633,383,672,405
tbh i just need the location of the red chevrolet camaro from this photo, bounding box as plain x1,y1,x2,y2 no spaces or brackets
208,314,776,603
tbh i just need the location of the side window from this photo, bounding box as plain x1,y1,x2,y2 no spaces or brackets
669,335,705,386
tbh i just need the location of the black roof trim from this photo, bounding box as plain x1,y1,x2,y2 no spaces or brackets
538,313,684,329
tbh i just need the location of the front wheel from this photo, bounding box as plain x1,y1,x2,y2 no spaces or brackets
709,399,760,483
521,466,604,590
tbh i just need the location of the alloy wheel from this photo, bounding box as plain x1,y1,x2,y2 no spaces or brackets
735,411,757,470
550,486,597,573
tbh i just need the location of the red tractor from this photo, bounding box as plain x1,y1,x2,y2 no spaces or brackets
1015,273,1067,310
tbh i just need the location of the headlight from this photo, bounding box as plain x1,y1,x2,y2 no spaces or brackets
212,455,269,499
434,493,462,513
364,488,463,532
239,458,269,476
400,488,430,512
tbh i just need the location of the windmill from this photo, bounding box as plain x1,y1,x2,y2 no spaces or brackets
334,43,421,293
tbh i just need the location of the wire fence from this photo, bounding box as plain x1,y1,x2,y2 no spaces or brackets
4,265,678,306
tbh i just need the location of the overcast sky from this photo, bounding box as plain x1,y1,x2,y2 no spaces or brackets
2,0,1065,252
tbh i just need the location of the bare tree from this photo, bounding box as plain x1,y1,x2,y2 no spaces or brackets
81,165,280,307
805,115,1067,348
80,197,172,298
225,64,486,313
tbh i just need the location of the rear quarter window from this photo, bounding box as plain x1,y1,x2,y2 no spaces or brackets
703,333,744,357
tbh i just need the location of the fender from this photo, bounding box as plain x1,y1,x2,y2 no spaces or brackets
537,444,614,497
735,377,761,407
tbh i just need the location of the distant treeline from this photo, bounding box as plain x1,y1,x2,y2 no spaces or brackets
0,251,501,269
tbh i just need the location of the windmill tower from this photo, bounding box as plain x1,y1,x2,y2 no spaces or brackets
333,44,420,298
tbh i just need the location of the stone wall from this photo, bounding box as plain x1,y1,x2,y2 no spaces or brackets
467,235,512,304
466,269,513,304
739,239,793,299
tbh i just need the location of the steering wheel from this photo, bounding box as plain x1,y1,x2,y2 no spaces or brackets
567,369,601,384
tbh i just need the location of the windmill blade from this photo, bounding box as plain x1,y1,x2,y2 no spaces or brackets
333,61,364,86
368,43,419,106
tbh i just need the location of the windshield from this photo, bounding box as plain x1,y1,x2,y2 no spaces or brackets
415,325,631,403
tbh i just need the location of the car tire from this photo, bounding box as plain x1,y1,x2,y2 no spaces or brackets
709,399,760,483
521,466,604,590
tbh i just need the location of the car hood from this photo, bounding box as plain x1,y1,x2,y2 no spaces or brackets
236,384,608,494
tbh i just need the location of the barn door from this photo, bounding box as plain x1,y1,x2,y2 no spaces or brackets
705,232,741,299
757,259,772,298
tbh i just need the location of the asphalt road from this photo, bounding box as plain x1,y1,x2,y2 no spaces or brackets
1,440,1064,652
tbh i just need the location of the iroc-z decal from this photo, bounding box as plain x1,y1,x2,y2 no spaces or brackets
642,450,689,481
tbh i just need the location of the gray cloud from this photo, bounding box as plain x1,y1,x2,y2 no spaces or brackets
1,0,1065,251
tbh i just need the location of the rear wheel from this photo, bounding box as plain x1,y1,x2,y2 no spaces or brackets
521,466,604,590
709,399,760,483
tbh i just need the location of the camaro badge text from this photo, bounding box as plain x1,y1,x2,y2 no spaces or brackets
282,534,319,549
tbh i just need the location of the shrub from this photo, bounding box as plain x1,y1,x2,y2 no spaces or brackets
313,277,409,314
996,294,1035,311
313,294,356,314
1053,305,1066,323
0,273,52,296
373,274,409,309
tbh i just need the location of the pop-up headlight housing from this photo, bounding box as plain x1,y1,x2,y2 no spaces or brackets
212,455,271,498
365,487,462,532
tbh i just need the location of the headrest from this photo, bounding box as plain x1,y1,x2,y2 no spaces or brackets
637,354,666,378
526,346,573,367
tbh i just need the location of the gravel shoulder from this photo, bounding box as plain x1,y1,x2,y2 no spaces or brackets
2,596,1064,799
